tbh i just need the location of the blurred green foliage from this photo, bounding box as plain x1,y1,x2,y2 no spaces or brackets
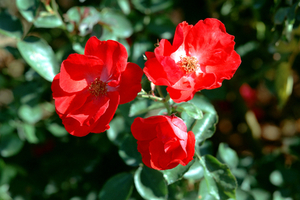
1,0,300,199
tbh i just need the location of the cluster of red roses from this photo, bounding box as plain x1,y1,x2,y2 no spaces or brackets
51,18,241,170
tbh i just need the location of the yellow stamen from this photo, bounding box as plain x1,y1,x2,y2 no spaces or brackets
178,56,199,74
89,78,107,97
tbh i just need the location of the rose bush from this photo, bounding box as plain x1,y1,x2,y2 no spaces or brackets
131,115,195,170
51,36,143,137
144,18,241,103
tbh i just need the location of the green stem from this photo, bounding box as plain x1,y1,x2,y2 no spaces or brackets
156,86,164,99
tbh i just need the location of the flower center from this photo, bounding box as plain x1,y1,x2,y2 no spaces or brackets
178,56,199,74
89,78,107,97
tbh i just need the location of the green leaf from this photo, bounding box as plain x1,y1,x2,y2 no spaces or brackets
183,160,204,180
99,173,134,200
235,188,255,200
107,116,127,146
275,62,293,109
176,102,203,120
118,135,142,167
23,123,39,143
147,16,175,39
181,111,195,131
192,113,218,147
100,9,133,38
274,7,289,24
134,166,168,200
47,123,68,137
200,155,237,200
18,104,43,124
117,0,131,15
217,143,238,169
132,0,173,14
34,11,63,28
17,36,59,82
162,159,195,185
0,11,23,39
16,0,39,22
189,95,216,114
0,133,24,157
198,179,217,200
129,99,148,117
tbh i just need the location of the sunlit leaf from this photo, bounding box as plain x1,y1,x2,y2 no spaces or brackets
183,160,204,180
176,102,203,120
134,166,168,200
17,36,59,82
34,12,63,28
99,173,134,200
16,0,39,22
200,155,237,200
192,113,218,149
161,159,195,185
129,99,148,117
198,179,217,200
275,62,293,109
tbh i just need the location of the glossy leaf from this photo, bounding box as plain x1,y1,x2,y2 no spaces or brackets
134,166,168,200
0,11,23,39
16,0,39,22
34,12,63,28
183,160,204,180
0,133,24,157
17,36,59,82
217,143,239,169
189,95,216,114
176,102,203,120
118,135,142,167
200,155,237,200
198,179,217,200
99,173,134,200
192,113,218,148
162,159,195,185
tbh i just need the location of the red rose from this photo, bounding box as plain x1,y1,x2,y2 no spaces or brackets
144,18,241,103
131,115,195,170
51,36,143,137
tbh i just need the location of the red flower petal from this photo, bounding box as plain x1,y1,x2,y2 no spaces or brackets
205,51,241,89
131,116,164,141
172,21,193,52
59,54,104,93
84,36,128,75
52,74,90,116
91,91,120,133
118,62,143,104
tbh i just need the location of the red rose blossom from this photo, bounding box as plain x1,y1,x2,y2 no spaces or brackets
131,115,195,170
144,18,241,103
52,36,143,137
